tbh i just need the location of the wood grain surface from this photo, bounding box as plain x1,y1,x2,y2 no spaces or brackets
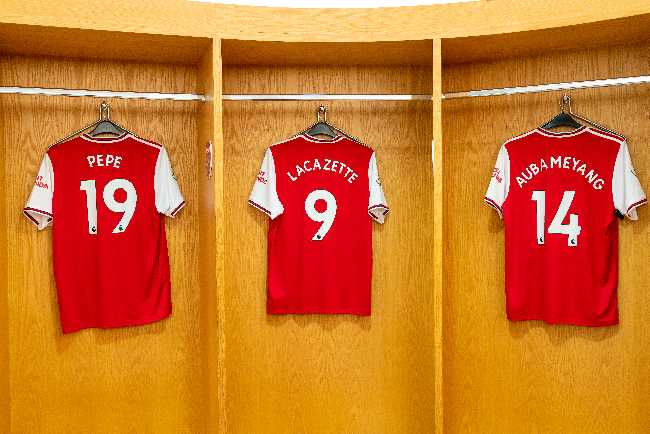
442,13,650,65
222,40,433,67
0,78,9,433
222,62,435,433
0,23,210,66
197,41,221,434
211,39,229,434
0,54,210,433
1,0,650,42
431,38,444,434
442,42,650,434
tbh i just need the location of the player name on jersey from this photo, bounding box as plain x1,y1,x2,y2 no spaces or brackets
86,153,123,168
515,155,605,190
286,158,359,184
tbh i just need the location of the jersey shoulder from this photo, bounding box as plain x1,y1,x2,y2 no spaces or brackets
124,135,164,153
268,134,307,151
45,134,85,155
583,128,626,147
341,137,375,155
501,128,540,151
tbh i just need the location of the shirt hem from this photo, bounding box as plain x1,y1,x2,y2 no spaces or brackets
61,310,171,334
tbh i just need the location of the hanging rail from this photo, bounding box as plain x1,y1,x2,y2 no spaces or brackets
222,74,650,100
0,74,648,101
222,94,431,101
0,86,207,101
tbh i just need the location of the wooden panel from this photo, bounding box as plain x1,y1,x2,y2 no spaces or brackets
223,65,432,95
443,42,650,92
442,42,650,433
0,80,9,433
0,54,198,94
222,40,432,66
0,23,210,65
0,55,208,433
442,13,650,65
223,63,435,433
2,0,650,43
431,38,443,434
211,39,228,434
197,39,221,434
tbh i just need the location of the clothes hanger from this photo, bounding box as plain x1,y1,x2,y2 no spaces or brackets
298,105,365,144
86,101,138,137
302,105,339,139
50,101,139,146
540,94,624,138
540,94,583,130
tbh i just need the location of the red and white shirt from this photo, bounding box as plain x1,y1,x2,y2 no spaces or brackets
24,133,185,333
485,126,646,326
249,133,389,315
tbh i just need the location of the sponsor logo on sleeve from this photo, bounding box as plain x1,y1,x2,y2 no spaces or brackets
257,171,268,184
34,175,49,190
492,168,503,183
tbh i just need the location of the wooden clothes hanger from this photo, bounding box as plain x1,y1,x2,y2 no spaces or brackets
51,101,140,146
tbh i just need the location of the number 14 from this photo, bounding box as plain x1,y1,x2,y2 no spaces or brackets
531,190,581,247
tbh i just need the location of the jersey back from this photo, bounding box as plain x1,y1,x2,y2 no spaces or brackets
24,133,185,333
485,126,646,326
249,134,389,315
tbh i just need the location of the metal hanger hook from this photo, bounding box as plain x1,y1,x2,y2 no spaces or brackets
560,94,572,113
317,105,327,123
99,101,111,121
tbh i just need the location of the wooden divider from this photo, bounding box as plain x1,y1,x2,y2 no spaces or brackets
431,38,444,434
441,41,650,434
197,39,223,434
0,78,10,433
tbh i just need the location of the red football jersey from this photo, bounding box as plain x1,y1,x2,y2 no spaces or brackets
249,133,389,315
24,133,185,333
485,126,646,326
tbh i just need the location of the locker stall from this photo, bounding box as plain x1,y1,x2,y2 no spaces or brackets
221,40,435,433
441,17,650,433
0,25,219,433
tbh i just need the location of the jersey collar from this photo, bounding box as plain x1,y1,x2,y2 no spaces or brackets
80,132,132,143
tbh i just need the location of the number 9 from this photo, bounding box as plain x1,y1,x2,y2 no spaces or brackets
305,189,337,241
104,179,137,233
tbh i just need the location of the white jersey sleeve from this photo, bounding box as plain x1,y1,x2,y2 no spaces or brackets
154,146,185,217
24,153,55,230
484,144,510,219
249,147,284,219
367,152,389,224
612,141,646,220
